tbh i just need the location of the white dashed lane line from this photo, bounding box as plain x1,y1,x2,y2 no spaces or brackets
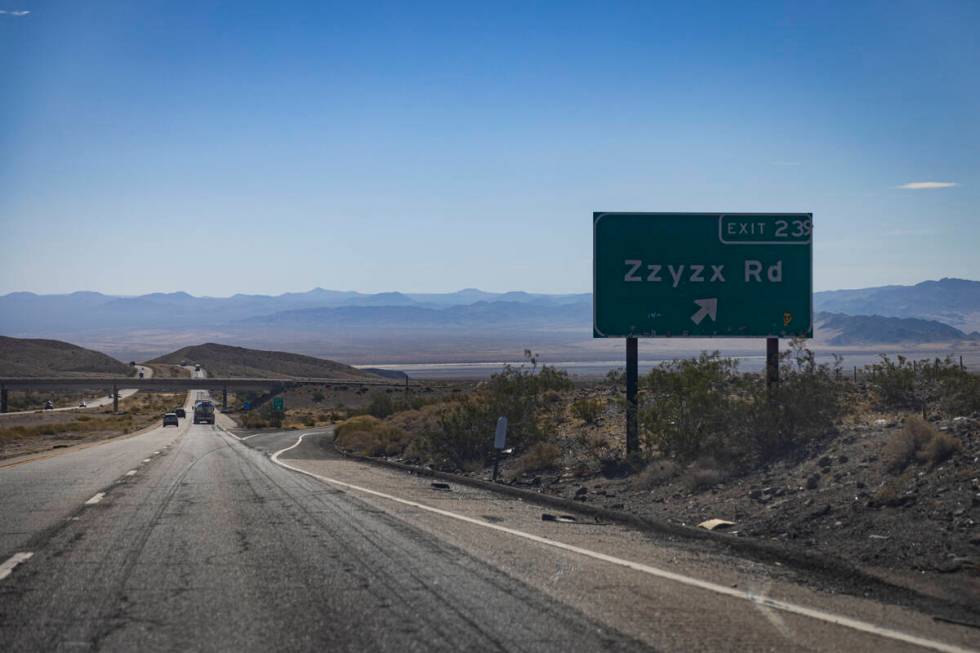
84,492,105,505
125,470,137,476
0,553,33,582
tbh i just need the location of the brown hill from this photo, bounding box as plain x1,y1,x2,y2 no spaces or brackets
0,336,134,377
148,343,379,380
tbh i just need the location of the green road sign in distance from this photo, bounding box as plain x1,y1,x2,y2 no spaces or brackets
593,213,812,338
272,397,284,412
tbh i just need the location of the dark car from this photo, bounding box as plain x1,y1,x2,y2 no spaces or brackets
44,400,54,410
175,408,186,418
163,413,179,427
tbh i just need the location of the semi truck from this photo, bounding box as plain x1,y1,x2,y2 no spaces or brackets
193,400,215,425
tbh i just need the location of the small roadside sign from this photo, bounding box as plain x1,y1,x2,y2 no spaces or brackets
494,416,508,449
242,401,252,411
492,416,508,482
272,397,284,412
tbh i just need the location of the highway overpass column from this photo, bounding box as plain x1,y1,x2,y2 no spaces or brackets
1,385,7,413
222,385,227,410
112,384,118,413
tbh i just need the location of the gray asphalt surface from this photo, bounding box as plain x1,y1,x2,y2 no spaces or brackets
0,417,646,652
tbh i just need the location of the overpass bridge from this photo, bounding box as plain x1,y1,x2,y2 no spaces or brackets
0,376,406,413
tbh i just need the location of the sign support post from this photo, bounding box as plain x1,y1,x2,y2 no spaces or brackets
626,337,639,455
766,337,779,395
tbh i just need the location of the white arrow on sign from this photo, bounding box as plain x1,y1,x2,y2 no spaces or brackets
690,298,718,325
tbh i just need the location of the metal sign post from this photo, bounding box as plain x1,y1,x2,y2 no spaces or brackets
594,212,813,456
625,338,638,455
492,416,508,481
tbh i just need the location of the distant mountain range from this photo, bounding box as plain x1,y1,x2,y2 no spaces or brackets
815,312,978,346
0,288,591,332
2,279,978,360
814,278,980,332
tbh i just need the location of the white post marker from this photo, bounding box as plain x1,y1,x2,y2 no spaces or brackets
492,416,507,481
494,416,508,450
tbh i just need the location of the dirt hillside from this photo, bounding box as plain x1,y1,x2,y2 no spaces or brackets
148,343,380,380
0,336,133,377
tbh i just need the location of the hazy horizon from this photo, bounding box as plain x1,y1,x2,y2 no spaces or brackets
3,275,978,300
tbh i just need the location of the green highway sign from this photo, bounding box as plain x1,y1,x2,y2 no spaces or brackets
272,397,284,412
593,213,812,338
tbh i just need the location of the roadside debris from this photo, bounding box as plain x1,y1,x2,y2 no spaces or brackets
542,513,578,523
698,518,735,531
430,482,451,491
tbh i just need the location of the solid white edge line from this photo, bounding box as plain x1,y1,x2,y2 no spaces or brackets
0,552,33,581
84,492,105,505
265,431,974,653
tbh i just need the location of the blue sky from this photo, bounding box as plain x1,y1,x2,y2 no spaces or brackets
1,1,977,296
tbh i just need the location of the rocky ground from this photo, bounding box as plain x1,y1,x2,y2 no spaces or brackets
380,381,977,609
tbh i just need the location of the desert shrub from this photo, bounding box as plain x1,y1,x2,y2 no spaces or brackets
335,415,409,457
682,459,726,491
920,430,961,467
303,416,316,427
641,342,847,466
571,398,604,425
748,341,845,460
882,416,962,474
632,459,679,490
869,355,979,416
423,356,572,469
872,477,905,507
641,352,749,462
311,391,325,404
366,392,395,418
514,441,561,475
605,368,626,387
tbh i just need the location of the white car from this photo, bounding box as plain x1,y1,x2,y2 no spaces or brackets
78,401,87,408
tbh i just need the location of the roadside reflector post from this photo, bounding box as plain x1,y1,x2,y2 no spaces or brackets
0,385,7,413
112,384,118,413
626,337,639,456
222,385,228,410
766,338,779,395
492,416,508,482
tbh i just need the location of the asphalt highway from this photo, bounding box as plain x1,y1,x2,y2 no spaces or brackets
1,386,978,651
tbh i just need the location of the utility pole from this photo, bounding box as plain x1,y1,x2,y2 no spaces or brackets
112,384,118,413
